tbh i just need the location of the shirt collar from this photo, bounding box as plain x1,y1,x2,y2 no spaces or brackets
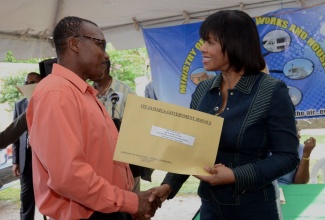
52,64,97,95
210,73,260,94
107,77,117,94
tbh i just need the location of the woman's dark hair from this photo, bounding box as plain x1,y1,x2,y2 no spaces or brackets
53,16,97,57
200,10,265,75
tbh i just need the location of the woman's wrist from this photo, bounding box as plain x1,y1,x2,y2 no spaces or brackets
302,154,311,161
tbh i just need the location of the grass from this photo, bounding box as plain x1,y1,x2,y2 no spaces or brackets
0,184,20,203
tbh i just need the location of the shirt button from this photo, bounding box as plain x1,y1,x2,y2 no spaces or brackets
230,92,234,95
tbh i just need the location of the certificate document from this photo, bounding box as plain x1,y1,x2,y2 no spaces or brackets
113,94,224,175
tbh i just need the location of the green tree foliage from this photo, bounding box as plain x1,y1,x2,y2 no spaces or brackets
0,51,40,110
107,43,148,90
4,51,42,63
4,51,16,63
0,72,25,110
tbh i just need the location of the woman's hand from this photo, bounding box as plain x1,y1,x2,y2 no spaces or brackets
194,164,236,186
148,184,172,203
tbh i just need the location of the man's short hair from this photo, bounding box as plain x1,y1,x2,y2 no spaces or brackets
24,72,42,85
53,16,97,57
27,72,42,80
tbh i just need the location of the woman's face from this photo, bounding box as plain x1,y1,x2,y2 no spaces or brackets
200,34,229,72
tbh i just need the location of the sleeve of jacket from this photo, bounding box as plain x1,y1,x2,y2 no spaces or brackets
0,112,27,149
161,173,190,199
11,102,21,164
232,80,300,194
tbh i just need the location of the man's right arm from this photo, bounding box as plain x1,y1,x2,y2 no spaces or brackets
0,112,27,149
0,109,27,151
11,104,26,177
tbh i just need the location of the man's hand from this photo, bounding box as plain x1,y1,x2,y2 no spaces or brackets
12,164,20,177
303,137,316,157
135,190,162,219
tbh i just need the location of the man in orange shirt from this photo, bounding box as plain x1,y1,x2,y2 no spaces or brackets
26,16,160,220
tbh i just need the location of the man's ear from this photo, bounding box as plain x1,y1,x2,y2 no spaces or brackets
67,37,79,53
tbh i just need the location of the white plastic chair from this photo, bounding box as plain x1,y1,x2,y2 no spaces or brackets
310,157,325,183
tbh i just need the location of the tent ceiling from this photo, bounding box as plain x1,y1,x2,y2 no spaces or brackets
0,0,321,59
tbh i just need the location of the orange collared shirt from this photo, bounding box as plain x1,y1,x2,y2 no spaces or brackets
26,64,137,219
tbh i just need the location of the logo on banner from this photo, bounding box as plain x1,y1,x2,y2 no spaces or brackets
180,39,216,94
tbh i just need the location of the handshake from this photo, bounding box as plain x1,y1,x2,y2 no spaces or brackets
134,184,172,220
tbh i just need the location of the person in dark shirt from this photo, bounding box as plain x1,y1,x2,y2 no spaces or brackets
149,10,299,220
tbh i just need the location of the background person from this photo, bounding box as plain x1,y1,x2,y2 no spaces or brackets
94,59,134,121
144,81,157,100
12,72,42,220
26,16,160,220
278,127,316,184
149,10,299,220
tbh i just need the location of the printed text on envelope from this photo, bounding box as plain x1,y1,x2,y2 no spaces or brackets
150,125,195,146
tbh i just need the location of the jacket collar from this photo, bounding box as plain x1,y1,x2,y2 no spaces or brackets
210,73,260,94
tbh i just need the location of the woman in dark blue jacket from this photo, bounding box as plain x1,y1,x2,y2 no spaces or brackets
149,10,299,220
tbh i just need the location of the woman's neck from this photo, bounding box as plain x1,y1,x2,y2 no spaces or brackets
221,70,244,90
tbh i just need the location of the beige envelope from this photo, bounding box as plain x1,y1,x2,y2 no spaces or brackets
114,94,224,175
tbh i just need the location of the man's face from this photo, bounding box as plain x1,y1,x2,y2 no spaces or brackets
25,74,41,85
76,22,109,81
